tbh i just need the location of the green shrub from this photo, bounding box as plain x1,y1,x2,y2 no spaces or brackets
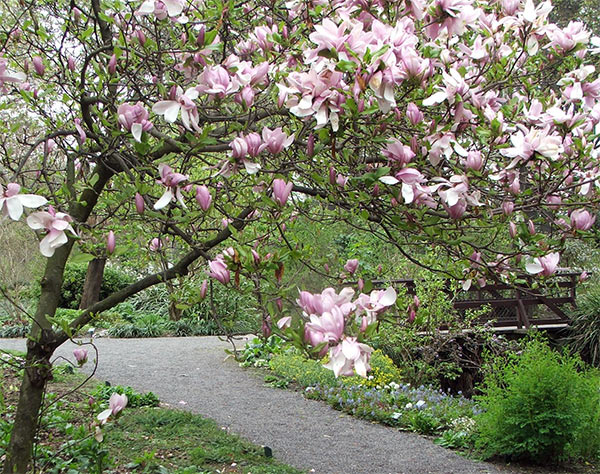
475,339,600,463
46,263,135,309
239,336,285,368
568,283,600,366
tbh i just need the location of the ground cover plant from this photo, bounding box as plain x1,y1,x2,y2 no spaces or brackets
0,352,300,473
240,343,480,439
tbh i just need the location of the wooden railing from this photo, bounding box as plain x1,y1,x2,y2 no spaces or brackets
369,272,580,330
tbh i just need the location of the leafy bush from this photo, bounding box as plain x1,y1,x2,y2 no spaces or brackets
0,323,30,338
91,383,160,408
369,275,495,395
475,339,600,463
32,263,135,309
568,283,600,366
239,336,286,368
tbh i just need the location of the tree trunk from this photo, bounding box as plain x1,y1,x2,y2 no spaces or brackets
2,340,53,473
2,164,113,473
79,258,106,310
169,300,182,321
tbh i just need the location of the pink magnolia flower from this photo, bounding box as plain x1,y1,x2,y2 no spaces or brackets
108,54,117,75
509,221,517,238
272,179,293,206
118,103,153,142
570,209,596,231
354,287,397,324
152,87,200,131
305,305,345,345
465,151,483,171
197,65,240,99
229,133,265,174
73,347,88,366
208,257,230,284
97,393,128,424
262,127,294,154
149,237,163,251
199,279,208,299
343,259,359,275
74,118,86,145
107,231,116,255
26,207,76,257
502,201,514,215
382,139,415,166
277,316,292,329
324,337,373,378
0,58,26,91
0,183,47,221
195,185,212,211
526,252,560,277
406,102,423,126
154,164,188,210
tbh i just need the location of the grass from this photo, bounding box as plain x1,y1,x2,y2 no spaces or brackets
106,409,299,473
0,354,301,473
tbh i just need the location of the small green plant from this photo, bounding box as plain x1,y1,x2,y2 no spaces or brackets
475,339,600,464
91,383,160,408
239,335,286,368
269,351,337,387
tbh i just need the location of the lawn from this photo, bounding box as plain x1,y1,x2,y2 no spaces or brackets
0,352,301,473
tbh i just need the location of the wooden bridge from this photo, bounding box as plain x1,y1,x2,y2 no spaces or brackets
371,272,580,331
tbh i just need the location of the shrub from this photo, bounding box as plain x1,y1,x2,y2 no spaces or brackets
475,339,600,463
47,263,135,309
568,283,600,366
239,336,286,368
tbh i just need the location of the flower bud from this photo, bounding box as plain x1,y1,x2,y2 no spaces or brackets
135,193,145,214
107,231,116,255
32,56,45,76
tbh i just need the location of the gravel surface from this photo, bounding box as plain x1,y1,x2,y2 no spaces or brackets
0,336,519,474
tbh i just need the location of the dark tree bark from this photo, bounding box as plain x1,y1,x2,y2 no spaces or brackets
79,258,107,310
2,338,53,474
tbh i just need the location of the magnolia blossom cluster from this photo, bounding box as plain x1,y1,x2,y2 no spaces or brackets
207,248,234,284
0,183,76,258
294,286,397,377
227,128,294,175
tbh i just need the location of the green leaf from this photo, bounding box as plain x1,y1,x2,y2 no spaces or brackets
336,60,356,73
69,253,96,264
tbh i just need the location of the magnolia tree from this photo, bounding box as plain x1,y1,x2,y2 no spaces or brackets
1,0,600,470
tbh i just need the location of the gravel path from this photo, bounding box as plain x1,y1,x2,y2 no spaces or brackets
0,336,516,474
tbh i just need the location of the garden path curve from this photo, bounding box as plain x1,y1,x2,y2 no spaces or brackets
0,336,518,474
